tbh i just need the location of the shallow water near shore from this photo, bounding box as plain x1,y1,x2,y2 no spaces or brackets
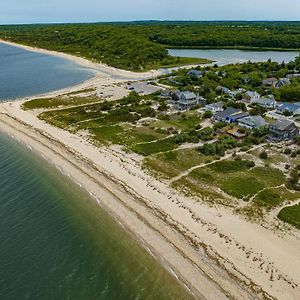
0,42,95,101
0,132,192,300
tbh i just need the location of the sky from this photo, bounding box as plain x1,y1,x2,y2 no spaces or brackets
1,0,300,25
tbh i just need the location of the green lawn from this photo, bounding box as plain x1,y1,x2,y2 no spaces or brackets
90,125,166,147
183,160,287,200
278,204,300,229
130,138,177,156
23,95,99,110
143,149,213,179
254,187,300,208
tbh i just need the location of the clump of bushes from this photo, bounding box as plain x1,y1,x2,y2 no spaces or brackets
259,151,268,159
198,136,237,156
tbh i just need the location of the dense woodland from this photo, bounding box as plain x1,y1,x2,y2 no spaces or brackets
1,22,300,70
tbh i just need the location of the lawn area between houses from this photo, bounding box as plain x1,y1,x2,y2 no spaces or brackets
143,149,213,179
170,159,287,202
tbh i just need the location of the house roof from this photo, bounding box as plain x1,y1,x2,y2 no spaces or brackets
277,103,299,113
263,77,278,83
245,91,260,98
188,69,202,76
180,91,197,100
238,116,268,128
271,119,295,131
230,112,250,120
253,97,276,105
206,101,224,109
215,108,241,119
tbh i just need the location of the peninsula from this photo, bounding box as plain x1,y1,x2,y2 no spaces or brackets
0,22,300,300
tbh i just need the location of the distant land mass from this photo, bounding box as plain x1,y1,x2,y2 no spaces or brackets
0,21,300,70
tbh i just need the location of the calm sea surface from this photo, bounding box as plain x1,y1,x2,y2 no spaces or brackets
0,42,192,299
168,48,299,65
0,133,191,299
0,43,95,101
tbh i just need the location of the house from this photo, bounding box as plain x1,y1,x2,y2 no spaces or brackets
161,89,171,98
205,101,224,113
251,97,277,109
228,88,246,98
276,103,300,115
214,108,249,123
216,86,230,94
286,74,300,79
238,116,268,130
262,78,278,87
243,91,261,103
173,91,200,111
187,69,203,79
276,78,291,88
171,90,181,101
269,120,299,140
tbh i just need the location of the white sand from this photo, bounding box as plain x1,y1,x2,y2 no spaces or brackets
0,41,300,299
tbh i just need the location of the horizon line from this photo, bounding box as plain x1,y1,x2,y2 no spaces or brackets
1,19,300,26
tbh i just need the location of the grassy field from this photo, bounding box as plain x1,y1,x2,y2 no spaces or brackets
278,204,300,229
23,94,99,110
143,149,213,179
177,160,287,200
24,88,300,228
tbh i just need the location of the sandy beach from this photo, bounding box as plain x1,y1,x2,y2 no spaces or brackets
0,41,300,299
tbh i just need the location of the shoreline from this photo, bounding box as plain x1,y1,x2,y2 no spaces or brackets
0,41,300,299
1,99,300,299
0,113,227,300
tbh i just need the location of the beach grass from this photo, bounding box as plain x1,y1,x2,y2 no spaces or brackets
23,94,99,110
278,204,300,229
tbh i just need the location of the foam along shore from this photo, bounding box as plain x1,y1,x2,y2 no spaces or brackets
0,42,300,299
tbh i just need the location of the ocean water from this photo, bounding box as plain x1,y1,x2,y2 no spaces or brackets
0,42,95,101
168,48,299,66
0,133,191,300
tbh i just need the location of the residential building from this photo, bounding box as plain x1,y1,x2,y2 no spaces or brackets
204,101,224,113
216,86,230,94
238,116,268,130
214,108,249,123
286,74,300,79
243,91,261,103
269,120,299,140
276,78,291,88
251,97,277,109
276,103,300,115
262,78,278,87
173,91,200,111
187,69,203,79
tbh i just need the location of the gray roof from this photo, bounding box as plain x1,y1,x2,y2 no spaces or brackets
277,103,299,113
207,101,224,109
188,69,202,76
271,119,295,131
215,108,241,119
238,116,268,128
253,97,276,105
246,91,260,97
180,91,197,100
